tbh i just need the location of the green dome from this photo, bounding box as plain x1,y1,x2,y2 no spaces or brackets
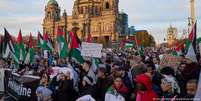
47,0,58,6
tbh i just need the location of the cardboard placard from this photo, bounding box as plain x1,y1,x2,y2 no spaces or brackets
81,42,103,58
160,54,182,68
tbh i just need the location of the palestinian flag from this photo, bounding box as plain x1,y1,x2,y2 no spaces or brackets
2,28,19,63
65,31,71,53
125,42,134,49
69,31,84,64
37,32,45,49
186,43,197,62
197,37,201,57
64,31,69,43
0,36,4,56
16,29,25,61
57,27,68,58
43,33,53,51
186,22,197,62
134,32,144,56
24,33,35,64
197,37,201,44
138,46,144,56
184,39,191,52
188,22,197,50
172,40,185,56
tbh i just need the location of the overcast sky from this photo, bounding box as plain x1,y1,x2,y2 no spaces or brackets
0,0,200,43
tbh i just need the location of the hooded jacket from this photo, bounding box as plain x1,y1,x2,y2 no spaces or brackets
56,79,74,101
135,74,158,101
105,84,128,101
181,62,200,81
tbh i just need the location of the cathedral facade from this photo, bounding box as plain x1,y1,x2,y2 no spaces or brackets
167,25,178,47
43,0,122,46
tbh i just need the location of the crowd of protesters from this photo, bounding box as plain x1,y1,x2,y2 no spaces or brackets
0,47,201,101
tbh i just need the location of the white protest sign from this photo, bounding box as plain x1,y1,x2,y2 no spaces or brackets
44,50,48,59
160,54,182,68
81,42,103,58
0,68,4,92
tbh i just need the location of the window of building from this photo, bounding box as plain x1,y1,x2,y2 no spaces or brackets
86,7,88,13
47,12,51,19
95,6,99,16
56,11,60,19
105,2,110,9
80,7,83,14
89,7,92,15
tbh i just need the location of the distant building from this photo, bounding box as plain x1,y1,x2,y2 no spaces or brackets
119,11,128,35
128,30,155,47
167,25,178,47
128,26,135,35
43,0,128,47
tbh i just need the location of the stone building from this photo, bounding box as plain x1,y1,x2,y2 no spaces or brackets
167,25,178,47
43,0,124,46
119,11,129,36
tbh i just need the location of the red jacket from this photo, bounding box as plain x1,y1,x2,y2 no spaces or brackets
135,74,158,101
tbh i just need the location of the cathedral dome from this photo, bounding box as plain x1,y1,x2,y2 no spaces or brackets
47,0,58,6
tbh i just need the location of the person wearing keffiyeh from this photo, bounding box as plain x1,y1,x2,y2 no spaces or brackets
160,75,181,101
135,74,158,101
105,76,129,101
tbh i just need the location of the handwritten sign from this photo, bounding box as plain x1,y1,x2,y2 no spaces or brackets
81,42,103,58
160,54,182,68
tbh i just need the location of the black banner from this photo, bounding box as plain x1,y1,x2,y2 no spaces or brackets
4,70,40,101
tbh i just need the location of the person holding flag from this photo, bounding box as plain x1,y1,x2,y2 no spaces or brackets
186,22,197,62
16,29,26,62
56,27,68,58
24,33,35,65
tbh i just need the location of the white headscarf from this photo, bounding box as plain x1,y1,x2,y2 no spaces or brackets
162,75,181,94
59,67,74,80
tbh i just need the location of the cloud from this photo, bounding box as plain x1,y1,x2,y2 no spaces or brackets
0,15,42,36
0,0,45,16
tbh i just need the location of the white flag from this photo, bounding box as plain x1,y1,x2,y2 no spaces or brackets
3,44,10,58
19,49,23,61
24,52,30,64
185,43,197,62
